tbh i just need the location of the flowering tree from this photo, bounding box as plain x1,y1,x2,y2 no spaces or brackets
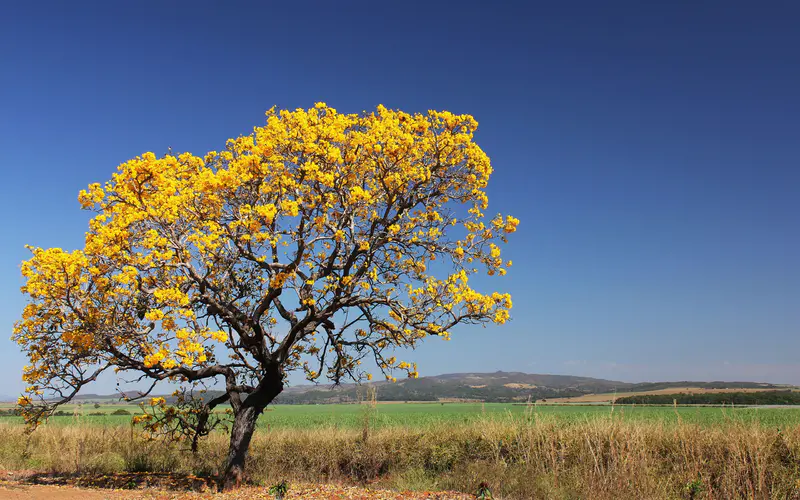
14,103,518,489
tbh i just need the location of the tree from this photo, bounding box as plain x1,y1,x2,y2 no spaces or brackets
14,103,518,489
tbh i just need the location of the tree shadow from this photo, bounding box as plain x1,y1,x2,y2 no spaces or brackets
16,471,218,492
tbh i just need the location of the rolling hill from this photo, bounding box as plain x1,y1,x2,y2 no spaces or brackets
10,372,785,405
272,372,785,404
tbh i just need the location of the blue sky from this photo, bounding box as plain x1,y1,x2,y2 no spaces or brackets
1,1,799,397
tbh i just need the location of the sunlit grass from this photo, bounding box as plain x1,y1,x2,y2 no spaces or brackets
1,409,799,499
3,401,799,429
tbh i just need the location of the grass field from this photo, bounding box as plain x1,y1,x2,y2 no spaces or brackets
2,406,800,499
2,401,800,429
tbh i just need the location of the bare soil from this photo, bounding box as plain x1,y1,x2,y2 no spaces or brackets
0,472,471,499
0,482,139,500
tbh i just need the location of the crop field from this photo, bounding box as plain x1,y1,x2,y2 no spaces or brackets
2,401,800,429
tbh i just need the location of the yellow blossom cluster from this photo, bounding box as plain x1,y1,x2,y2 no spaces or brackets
13,103,517,426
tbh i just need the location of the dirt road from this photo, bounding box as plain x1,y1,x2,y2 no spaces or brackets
0,483,139,500
0,478,471,500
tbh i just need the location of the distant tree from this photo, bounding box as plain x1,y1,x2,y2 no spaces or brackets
94,403,101,409
616,391,800,406
14,103,518,489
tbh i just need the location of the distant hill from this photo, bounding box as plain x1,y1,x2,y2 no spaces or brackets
34,372,789,405
71,393,132,403
275,371,613,404
272,372,787,404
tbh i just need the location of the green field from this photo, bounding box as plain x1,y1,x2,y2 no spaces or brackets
2,402,800,499
2,402,800,428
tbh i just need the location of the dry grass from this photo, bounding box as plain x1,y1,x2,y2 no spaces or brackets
1,413,799,499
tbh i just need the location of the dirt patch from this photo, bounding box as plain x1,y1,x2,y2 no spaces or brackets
0,473,471,499
504,383,537,389
0,484,140,500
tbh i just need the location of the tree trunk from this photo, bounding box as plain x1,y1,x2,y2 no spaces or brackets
221,367,283,490
221,405,260,489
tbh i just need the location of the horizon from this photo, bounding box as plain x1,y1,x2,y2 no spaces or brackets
0,369,795,403
2,1,799,397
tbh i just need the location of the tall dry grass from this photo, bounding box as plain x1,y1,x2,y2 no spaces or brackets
0,413,798,499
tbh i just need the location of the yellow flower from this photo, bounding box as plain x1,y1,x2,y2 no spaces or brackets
503,216,520,233
13,104,518,438
281,200,300,217
255,203,278,223
144,309,165,321
349,186,371,203
209,330,229,342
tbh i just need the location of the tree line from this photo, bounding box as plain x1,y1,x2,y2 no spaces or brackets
616,391,800,405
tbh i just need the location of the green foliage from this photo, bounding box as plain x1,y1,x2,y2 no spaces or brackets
476,481,493,499
683,475,703,499
269,480,288,499
616,390,800,405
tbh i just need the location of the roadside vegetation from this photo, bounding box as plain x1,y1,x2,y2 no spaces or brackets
1,405,800,498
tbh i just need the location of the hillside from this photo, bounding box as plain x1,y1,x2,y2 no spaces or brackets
11,372,785,405
272,372,786,404
275,371,618,404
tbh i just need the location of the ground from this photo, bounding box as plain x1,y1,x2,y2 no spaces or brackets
0,473,471,500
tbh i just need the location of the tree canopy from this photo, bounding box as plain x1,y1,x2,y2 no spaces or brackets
14,103,518,487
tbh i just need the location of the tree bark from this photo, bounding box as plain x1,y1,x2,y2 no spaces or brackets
221,366,283,490
221,404,260,489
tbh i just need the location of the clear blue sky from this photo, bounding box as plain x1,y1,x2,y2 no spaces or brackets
1,1,799,397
